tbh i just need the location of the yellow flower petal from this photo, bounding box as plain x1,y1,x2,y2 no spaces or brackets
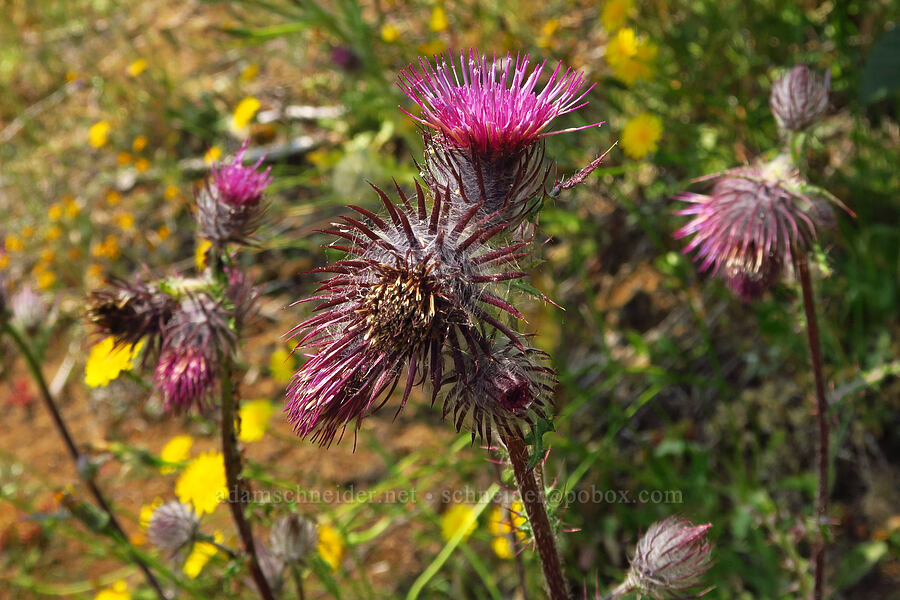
601,0,633,32
140,497,164,530
491,535,515,559
380,24,399,43
183,531,223,578
132,135,148,152
428,6,448,32
232,96,261,131
621,112,663,159
195,239,212,272
175,451,226,516
84,338,143,388
440,504,477,542
317,524,344,571
269,347,295,385
160,435,194,474
94,579,130,600
241,63,260,82
204,146,222,164
127,58,148,77
238,400,274,443
89,121,111,148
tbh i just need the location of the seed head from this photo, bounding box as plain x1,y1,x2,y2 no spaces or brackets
285,183,532,446
626,516,713,599
269,514,318,565
197,142,271,244
147,501,200,553
770,65,829,132
674,155,839,300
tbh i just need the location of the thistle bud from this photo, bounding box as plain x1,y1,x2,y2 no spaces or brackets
87,277,174,351
147,501,200,552
9,284,47,332
269,514,317,564
769,65,829,132
196,142,272,245
624,516,713,599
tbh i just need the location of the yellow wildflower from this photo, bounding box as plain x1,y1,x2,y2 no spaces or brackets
65,71,79,83
87,263,104,284
106,191,122,206
116,212,136,231
492,536,515,559
157,225,171,241
601,0,633,32
39,248,55,263
160,435,194,474
195,239,212,272
89,121,111,148
183,531,223,578
428,5,448,32
48,203,63,221
92,235,121,260
126,58,148,77
45,226,63,242
232,96,261,131
36,269,56,290
176,451,226,516
132,135,148,152
139,497,164,529
4,234,24,252
380,23,400,43
204,146,222,164
84,338,143,388
164,185,180,201
418,39,446,56
117,152,133,165
241,63,260,82
269,347,295,384
238,400,274,443
537,18,560,49
605,28,656,86
94,579,130,600
440,504,477,542
135,158,150,173
318,524,344,570
64,196,81,218
488,503,527,558
68,247,83,260
0,254,8,269
21,225,35,238
621,112,663,159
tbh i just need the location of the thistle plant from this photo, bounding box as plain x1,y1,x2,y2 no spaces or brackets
675,64,844,599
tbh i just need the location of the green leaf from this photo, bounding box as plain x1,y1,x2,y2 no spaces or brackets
525,417,555,470
834,540,888,590
860,29,900,104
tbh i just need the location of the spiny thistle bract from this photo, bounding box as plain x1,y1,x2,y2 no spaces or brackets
87,276,175,352
399,49,602,223
625,516,713,599
673,155,839,301
196,142,272,245
285,182,536,447
769,65,829,132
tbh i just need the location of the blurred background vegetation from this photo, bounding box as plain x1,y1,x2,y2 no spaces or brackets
1,0,899,598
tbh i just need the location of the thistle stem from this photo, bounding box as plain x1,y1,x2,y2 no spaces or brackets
2,322,168,600
796,254,829,600
220,359,275,600
502,433,568,600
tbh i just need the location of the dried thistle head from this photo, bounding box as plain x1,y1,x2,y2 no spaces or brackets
285,183,533,447
147,501,200,553
269,514,318,565
674,155,842,301
625,516,713,599
770,65,829,132
87,276,175,351
196,142,272,245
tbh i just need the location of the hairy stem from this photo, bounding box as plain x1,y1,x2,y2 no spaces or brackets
502,433,568,600
2,322,168,600
796,254,829,600
220,359,275,600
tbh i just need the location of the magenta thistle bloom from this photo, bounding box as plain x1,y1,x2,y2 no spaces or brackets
197,142,272,244
285,183,532,447
443,338,555,441
625,516,713,599
674,155,839,301
154,345,216,412
398,49,598,155
770,65,829,132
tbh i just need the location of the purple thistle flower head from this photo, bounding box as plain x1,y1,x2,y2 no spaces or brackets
442,337,555,442
626,516,713,599
87,276,175,351
285,182,533,447
399,49,599,156
770,65,829,132
153,292,235,412
197,142,272,244
674,155,840,300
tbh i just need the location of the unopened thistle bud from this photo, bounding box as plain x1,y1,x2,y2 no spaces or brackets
9,284,47,333
770,65,829,132
399,49,601,224
147,501,200,552
674,154,843,301
269,514,317,564
623,516,713,599
196,142,272,245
